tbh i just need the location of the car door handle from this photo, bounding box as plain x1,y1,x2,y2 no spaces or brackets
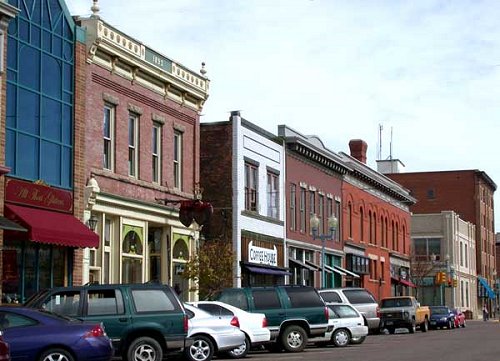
118,317,128,322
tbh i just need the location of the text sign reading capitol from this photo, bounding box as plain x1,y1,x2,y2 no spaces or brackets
248,241,277,267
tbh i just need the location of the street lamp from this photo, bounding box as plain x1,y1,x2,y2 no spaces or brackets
310,213,338,289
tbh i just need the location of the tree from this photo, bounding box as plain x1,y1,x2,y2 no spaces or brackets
182,238,234,300
410,247,436,300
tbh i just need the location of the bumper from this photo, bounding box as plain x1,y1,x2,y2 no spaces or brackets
349,325,369,339
214,330,246,352
429,319,449,327
366,318,381,331
76,337,114,361
380,319,411,328
250,330,271,345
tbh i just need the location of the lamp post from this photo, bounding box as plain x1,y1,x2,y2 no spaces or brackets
310,213,338,289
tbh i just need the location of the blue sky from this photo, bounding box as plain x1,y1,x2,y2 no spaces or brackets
66,0,500,230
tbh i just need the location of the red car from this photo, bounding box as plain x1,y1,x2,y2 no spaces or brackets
452,309,466,328
0,331,10,361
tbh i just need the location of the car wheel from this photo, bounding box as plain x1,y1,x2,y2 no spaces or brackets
408,321,416,334
39,348,74,361
420,319,429,332
186,335,214,361
281,325,307,352
227,336,250,359
350,336,366,345
387,327,396,334
331,328,350,347
127,337,163,361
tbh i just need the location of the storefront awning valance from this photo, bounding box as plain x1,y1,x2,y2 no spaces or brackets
478,276,496,299
242,262,291,276
0,216,27,232
399,278,417,288
289,258,317,271
334,265,360,278
324,264,342,275
5,204,99,248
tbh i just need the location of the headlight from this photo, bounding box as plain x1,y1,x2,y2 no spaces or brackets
440,317,447,321
404,312,409,319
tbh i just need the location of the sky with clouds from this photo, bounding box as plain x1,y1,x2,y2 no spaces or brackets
65,0,500,230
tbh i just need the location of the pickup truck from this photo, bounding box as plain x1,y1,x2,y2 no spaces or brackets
379,296,430,334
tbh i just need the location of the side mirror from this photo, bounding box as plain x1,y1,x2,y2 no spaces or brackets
416,302,420,307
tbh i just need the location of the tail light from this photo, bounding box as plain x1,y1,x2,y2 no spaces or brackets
262,317,268,328
184,314,189,333
376,306,381,319
84,324,105,338
230,316,240,328
324,306,330,321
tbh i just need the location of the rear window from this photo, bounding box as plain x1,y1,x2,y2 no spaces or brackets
320,291,343,303
381,298,412,308
252,289,281,310
329,305,359,319
132,289,178,312
286,288,324,308
197,304,234,317
343,289,376,304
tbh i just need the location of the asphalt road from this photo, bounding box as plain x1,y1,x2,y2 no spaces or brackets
240,320,500,361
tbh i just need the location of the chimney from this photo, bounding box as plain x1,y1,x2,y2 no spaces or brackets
349,139,368,164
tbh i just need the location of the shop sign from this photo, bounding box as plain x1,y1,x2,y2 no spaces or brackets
5,178,73,213
248,241,277,267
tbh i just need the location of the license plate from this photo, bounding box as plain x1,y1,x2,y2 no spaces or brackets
385,321,393,325
430,321,436,325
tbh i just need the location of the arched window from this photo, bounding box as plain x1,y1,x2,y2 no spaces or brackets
391,220,395,250
380,215,385,247
359,207,364,242
368,210,372,244
373,212,377,245
348,202,353,238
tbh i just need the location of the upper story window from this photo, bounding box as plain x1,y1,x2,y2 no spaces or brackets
128,113,139,177
267,170,279,219
152,123,161,184
309,191,315,235
173,131,182,189
299,187,306,232
6,0,75,189
289,184,296,231
318,194,324,233
244,161,258,212
103,104,115,171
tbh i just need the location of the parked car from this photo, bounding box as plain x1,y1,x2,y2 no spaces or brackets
0,331,10,361
310,304,369,347
0,306,112,361
189,300,271,358
379,296,430,334
183,304,245,361
318,288,380,337
215,285,330,352
429,306,456,330
24,283,190,361
451,309,466,328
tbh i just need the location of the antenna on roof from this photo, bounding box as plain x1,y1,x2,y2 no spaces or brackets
377,123,383,160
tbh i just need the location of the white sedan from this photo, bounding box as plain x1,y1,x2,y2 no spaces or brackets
184,304,246,361
310,304,369,347
189,300,271,358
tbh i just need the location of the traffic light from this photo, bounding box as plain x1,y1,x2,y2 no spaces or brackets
435,272,446,285
447,278,452,287
453,279,458,287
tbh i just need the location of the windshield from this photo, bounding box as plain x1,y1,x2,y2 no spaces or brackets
430,307,449,314
381,298,412,308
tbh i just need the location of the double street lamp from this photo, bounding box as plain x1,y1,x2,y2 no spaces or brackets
310,213,338,289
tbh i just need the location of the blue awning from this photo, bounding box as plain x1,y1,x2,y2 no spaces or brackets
478,277,496,299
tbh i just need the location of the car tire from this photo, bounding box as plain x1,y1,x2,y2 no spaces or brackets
227,336,250,359
408,321,416,334
281,325,307,352
331,328,350,347
387,327,396,334
350,336,366,345
420,319,429,332
186,335,214,361
39,348,74,361
127,337,163,361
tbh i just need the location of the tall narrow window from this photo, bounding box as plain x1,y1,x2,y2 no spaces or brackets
335,200,341,241
152,123,161,184
347,202,352,239
244,162,258,211
368,210,372,243
300,188,306,232
290,184,296,231
318,194,324,234
128,113,139,177
267,171,279,219
360,207,364,242
103,104,114,170
309,191,315,235
173,131,182,189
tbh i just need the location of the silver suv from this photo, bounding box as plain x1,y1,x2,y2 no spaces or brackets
319,288,380,335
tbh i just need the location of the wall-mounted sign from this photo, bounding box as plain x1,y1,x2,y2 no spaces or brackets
145,48,172,72
248,241,277,267
5,178,73,213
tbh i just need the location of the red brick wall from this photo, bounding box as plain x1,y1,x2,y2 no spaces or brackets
84,64,200,202
342,182,412,300
199,122,233,240
71,39,87,286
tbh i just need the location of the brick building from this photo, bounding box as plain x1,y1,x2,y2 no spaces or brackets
386,169,497,312
339,140,416,301
74,5,209,300
1,0,98,303
278,125,351,289
200,112,287,287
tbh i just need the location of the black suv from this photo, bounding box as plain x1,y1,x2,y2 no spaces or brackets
215,285,329,352
24,283,190,361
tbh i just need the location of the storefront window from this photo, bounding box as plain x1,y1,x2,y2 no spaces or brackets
148,228,162,282
121,226,144,283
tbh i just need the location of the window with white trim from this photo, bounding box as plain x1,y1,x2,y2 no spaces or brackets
103,104,115,170
173,131,182,189
128,113,139,177
152,123,161,184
